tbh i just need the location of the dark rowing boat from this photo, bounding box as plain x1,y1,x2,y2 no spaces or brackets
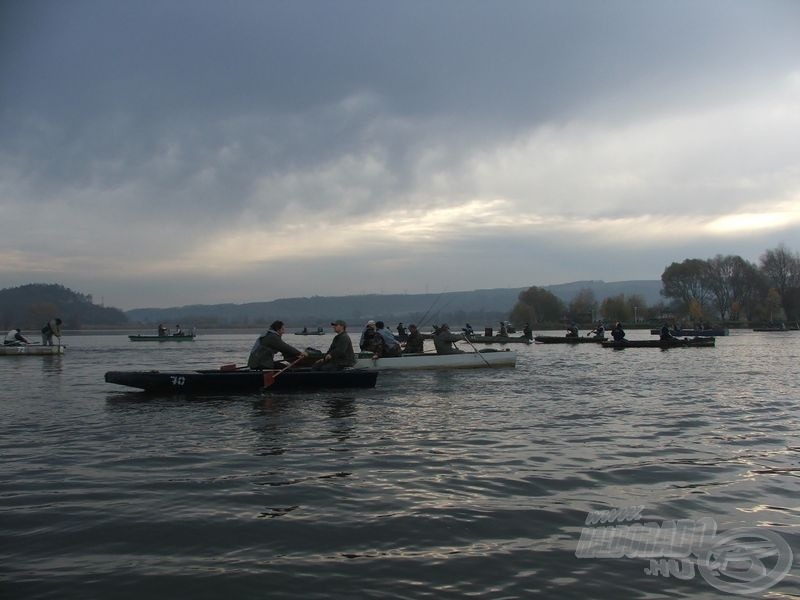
129,334,196,342
602,337,716,349
648,328,728,337
105,367,378,393
465,334,532,344
534,336,607,344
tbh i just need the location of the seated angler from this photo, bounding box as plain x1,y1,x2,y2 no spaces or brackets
374,321,401,357
315,320,356,370
247,320,307,370
403,324,424,354
432,323,465,355
4,328,31,346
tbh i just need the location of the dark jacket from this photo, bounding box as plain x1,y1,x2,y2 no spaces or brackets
247,329,302,369
403,330,424,354
326,331,356,367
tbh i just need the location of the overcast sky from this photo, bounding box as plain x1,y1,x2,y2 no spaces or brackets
2,0,799,309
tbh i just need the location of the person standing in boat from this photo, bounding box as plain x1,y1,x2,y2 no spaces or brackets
403,324,424,354
498,322,508,337
432,323,465,354
4,328,31,346
41,318,63,346
315,320,356,370
374,321,401,357
248,320,307,370
611,322,626,341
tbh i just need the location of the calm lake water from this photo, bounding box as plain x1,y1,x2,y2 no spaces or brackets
2,330,799,599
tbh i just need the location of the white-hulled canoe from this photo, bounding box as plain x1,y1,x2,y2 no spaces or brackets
354,350,516,371
0,344,65,356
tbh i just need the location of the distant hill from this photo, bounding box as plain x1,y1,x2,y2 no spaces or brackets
0,283,128,329
125,280,663,328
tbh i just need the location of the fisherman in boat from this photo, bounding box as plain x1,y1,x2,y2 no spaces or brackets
589,321,605,338
359,320,382,353
396,323,408,342
403,324,424,354
498,322,508,337
463,323,474,336
40,318,63,346
174,324,183,336
611,322,626,341
157,323,168,336
248,320,308,370
659,323,675,341
566,322,578,337
523,323,533,340
432,323,465,354
315,320,356,370
374,321,401,357
4,328,31,346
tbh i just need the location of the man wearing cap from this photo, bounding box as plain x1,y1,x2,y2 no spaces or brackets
359,320,379,352
316,320,356,370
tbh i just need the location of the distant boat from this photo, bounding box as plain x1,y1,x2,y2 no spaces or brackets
354,349,516,370
534,336,606,344
752,323,798,332
602,337,715,349
465,334,532,344
0,344,65,356
649,327,728,337
129,333,196,342
294,327,324,335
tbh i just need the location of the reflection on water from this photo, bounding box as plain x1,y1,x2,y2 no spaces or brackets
1,331,799,599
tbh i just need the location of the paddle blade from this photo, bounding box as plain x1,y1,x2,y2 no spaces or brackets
264,372,276,387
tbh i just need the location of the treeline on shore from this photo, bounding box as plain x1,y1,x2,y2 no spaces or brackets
511,244,800,327
0,284,128,330
3,244,797,331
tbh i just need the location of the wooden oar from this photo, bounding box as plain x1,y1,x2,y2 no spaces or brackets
263,355,305,388
458,334,492,367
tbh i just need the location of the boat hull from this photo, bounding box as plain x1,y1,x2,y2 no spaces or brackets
534,336,606,344
465,335,532,344
129,335,196,342
0,344,65,356
649,328,727,337
105,368,378,393
602,337,716,348
354,350,516,370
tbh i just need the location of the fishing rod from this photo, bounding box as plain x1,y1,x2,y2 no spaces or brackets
417,290,447,328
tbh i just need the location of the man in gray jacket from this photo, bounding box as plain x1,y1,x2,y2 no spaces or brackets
248,320,307,369
432,323,465,354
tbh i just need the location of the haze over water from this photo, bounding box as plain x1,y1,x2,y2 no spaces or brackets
2,330,799,598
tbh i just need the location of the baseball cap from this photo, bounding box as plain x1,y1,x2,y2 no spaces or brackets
331,320,346,327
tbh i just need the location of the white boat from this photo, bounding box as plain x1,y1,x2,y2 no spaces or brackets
0,344,66,356
354,350,516,371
